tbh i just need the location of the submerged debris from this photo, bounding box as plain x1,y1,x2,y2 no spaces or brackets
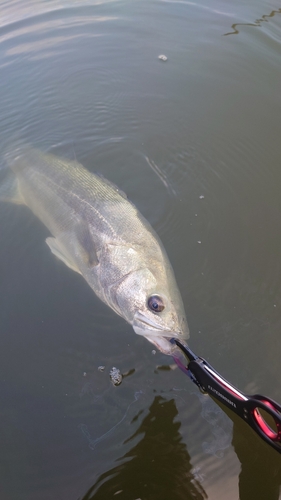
110,367,123,386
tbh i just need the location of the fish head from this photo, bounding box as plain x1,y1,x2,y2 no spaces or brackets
115,266,189,355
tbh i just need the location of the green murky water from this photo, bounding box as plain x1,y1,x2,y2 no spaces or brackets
1,1,281,498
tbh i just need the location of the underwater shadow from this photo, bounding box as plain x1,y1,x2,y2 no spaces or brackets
80,395,207,500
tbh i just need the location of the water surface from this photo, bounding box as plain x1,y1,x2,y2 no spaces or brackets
1,0,281,498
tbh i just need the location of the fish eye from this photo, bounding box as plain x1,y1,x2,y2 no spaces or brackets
148,295,165,313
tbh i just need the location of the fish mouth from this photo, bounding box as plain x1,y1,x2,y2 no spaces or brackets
133,311,181,338
144,335,178,354
133,311,182,354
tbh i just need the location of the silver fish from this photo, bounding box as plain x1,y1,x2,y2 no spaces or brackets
1,146,189,354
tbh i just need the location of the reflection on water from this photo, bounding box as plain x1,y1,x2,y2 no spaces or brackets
81,396,207,500
231,410,281,500
224,7,281,36
193,391,232,458
144,155,178,198
79,390,143,449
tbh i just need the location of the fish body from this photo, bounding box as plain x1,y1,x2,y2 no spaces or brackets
1,147,189,354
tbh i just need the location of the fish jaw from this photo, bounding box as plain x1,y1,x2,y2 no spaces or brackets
132,311,187,355
142,335,179,355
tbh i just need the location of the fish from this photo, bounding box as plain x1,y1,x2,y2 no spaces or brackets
0,146,189,354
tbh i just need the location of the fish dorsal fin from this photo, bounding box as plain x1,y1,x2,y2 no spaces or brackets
46,237,82,274
95,173,127,200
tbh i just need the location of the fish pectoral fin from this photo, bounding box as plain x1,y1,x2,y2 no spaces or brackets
46,237,82,274
76,221,99,267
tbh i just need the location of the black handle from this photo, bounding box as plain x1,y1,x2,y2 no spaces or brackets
172,339,281,453
188,357,281,453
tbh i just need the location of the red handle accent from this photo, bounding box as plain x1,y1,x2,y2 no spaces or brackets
253,401,279,440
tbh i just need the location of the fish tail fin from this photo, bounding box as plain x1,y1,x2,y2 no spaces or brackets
0,139,28,204
0,168,24,204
